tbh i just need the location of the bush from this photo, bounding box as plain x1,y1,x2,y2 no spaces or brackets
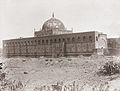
24,72,28,74
99,61,120,76
45,59,48,61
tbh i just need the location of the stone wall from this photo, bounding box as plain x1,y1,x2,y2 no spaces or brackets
107,38,120,55
3,31,107,57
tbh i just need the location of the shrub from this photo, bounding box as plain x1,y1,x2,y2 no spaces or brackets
50,59,52,61
24,72,28,74
22,59,26,62
99,61,120,76
45,59,48,61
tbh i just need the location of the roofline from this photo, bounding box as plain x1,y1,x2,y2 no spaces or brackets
3,31,104,41
108,37,120,39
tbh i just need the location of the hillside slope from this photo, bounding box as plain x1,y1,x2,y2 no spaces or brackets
1,56,120,91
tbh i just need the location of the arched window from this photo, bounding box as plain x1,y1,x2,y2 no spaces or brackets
31,41,33,44
38,40,40,45
96,36,98,41
72,37,75,42
46,40,48,44
35,40,37,44
83,36,86,42
50,39,52,43
108,43,112,47
42,40,44,44
77,36,80,41
89,36,92,42
24,41,27,45
63,38,65,42
54,39,56,43
38,40,40,42
67,38,70,42
59,38,61,42
21,42,23,45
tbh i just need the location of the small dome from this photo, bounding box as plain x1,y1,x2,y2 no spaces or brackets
42,14,65,31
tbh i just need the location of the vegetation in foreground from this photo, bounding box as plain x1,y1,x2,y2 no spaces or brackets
98,61,120,76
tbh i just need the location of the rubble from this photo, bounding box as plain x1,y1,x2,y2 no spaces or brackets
0,56,120,90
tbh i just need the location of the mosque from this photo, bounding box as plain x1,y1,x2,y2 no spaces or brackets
2,14,120,57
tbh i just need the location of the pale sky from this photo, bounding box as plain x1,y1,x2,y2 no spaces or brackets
0,0,120,48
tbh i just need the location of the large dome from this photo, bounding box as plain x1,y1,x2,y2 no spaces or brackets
42,15,65,31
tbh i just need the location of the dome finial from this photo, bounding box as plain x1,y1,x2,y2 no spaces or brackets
52,12,54,18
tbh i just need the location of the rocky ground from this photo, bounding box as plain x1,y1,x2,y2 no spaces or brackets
0,55,120,91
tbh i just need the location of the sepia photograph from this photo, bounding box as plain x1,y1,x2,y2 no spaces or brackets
0,0,120,90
